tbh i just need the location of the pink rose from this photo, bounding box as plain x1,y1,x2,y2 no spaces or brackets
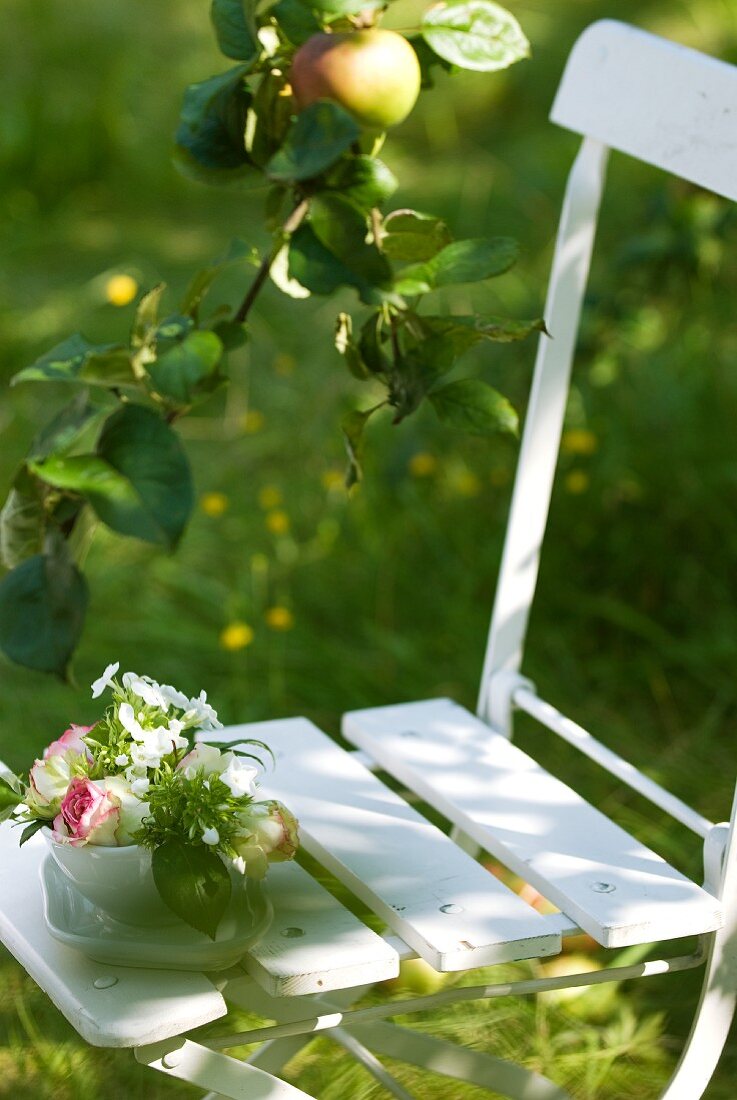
52,778,120,847
44,724,95,761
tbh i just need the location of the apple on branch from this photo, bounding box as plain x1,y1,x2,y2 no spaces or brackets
290,28,422,130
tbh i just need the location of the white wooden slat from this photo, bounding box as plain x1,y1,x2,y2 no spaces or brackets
0,822,227,1047
243,860,399,997
343,699,723,948
212,719,561,971
552,20,737,203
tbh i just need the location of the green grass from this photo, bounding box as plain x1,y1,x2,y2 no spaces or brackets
2,0,737,1095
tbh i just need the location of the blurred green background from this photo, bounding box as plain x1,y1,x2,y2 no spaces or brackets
2,0,737,1096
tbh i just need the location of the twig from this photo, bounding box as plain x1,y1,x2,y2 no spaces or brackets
234,197,310,324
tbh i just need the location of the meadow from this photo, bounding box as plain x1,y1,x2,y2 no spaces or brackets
1,0,737,1095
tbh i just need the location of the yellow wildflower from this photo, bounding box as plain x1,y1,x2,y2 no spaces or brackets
449,469,482,497
561,429,598,456
105,274,138,307
321,468,345,491
242,409,265,434
266,510,290,535
220,622,254,651
409,452,437,478
200,491,229,517
265,606,294,631
258,485,283,510
565,470,590,494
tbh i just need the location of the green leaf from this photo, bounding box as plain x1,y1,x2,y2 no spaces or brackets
335,313,371,379
19,819,47,845
175,66,257,187
422,0,530,72
359,312,392,375
81,348,137,386
30,393,102,461
382,209,453,262
11,334,135,388
0,776,21,820
409,35,456,88
212,319,249,350
147,330,224,405
133,284,167,345
152,839,232,939
393,237,518,295
288,224,387,305
273,0,322,45
286,194,392,304
0,470,44,570
266,101,360,183
270,245,312,299
341,406,378,488
420,313,547,345
211,0,259,63
0,538,88,678
322,155,398,213
30,406,194,550
429,378,519,436
311,194,392,286
246,69,295,168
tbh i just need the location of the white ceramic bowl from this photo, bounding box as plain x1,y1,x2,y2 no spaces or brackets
44,833,179,926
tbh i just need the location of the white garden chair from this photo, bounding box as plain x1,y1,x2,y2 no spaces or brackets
1,19,736,1100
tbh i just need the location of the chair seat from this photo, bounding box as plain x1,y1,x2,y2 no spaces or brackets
342,698,723,948
0,702,721,1050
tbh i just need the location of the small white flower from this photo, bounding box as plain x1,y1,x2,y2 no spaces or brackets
220,757,258,798
118,703,144,739
158,683,191,711
122,671,138,690
128,676,170,711
202,826,220,846
183,690,223,731
130,776,150,796
114,753,129,766
125,763,147,784
168,718,184,738
91,661,120,699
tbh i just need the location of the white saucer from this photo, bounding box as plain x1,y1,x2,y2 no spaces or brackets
40,853,273,971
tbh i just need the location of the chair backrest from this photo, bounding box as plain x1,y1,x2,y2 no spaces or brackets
552,20,737,201
478,20,737,729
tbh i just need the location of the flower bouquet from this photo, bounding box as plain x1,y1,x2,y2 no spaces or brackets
0,663,298,939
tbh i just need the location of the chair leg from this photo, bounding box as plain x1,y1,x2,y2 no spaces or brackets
331,1028,419,1100
659,818,737,1099
345,1021,571,1100
658,928,737,1099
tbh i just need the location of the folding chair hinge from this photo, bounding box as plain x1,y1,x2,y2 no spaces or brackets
485,671,536,737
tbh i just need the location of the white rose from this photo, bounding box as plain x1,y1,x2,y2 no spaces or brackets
104,775,149,845
177,743,227,779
